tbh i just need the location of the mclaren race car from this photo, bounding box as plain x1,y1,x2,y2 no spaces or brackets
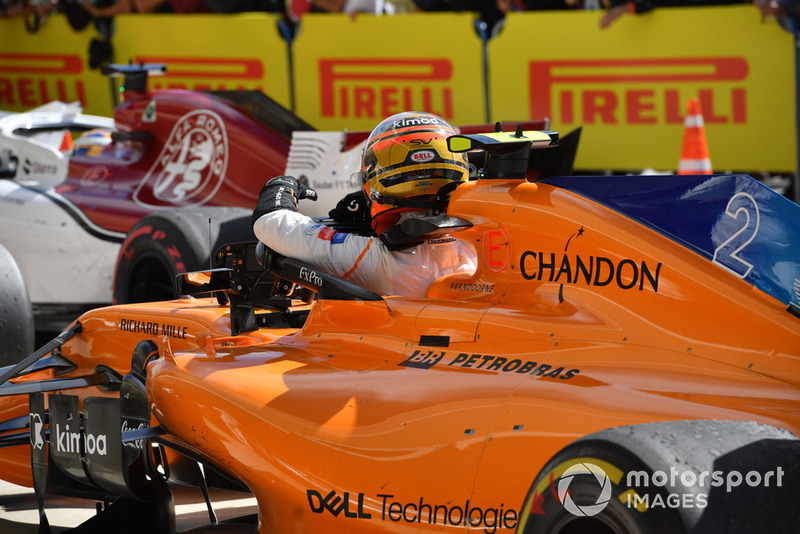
1,128,797,534
0,63,556,364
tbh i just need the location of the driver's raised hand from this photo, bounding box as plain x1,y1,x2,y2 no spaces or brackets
251,176,317,225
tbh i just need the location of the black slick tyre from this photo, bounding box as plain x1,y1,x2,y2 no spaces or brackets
113,207,254,304
517,420,800,534
0,243,34,365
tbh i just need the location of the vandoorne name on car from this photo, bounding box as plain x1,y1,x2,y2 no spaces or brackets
119,318,188,339
520,250,663,292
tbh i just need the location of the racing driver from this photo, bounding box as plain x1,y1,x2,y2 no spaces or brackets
251,111,477,297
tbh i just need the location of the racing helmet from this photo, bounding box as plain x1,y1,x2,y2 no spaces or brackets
72,128,113,157
361,111,469,232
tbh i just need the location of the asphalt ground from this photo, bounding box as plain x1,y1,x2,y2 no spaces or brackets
0,478,258,533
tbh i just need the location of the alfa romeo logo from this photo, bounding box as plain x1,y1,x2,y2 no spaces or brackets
557,462,612,516
134,109,228,208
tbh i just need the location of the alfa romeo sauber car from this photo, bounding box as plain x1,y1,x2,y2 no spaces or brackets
0,129,797,534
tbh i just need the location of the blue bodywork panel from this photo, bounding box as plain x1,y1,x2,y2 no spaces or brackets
541,174,800,313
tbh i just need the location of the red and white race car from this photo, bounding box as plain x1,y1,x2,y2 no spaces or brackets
0,63,563,363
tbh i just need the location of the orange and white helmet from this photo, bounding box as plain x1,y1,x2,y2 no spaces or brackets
361,111,469,229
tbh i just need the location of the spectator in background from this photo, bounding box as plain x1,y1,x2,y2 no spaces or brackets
78,0,212,16
305,0,414,14
201,0,285,12
599,0,749,28
413,0,506,32
0,0,26,18
497,0,577,12
754,0,799,30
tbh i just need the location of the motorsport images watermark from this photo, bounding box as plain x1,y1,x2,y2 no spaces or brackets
557,462,785,515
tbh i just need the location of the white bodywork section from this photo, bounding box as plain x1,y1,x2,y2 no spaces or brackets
284,130,365,218
0,101,115,188
0,180,123,305
0,102,119,308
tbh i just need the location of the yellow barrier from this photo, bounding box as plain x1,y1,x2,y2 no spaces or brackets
0,7,794,173
491,6,794,171
293,13,485,129
0,16,114,114
113,13,292,109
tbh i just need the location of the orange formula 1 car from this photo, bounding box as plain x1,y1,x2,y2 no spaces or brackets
0,129,798,534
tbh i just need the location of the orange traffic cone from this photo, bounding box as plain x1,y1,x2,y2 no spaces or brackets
59,130,73,152
677,97,712,175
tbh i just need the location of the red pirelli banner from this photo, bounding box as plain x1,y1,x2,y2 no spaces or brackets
490,6,794,172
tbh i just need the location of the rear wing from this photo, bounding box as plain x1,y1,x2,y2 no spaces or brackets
448,126,560,179
101,63,166,93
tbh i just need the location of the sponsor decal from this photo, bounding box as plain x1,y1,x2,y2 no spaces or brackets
528,57,748,126
483,228,509,273
0,52,86,107
426,235,456,245
395,116,448,128
54,422,107,456
307,489,518,533
134,109,228,208
317,226,337,241
308,489,372,519
29,413,45,450
378,494,517,533
22,158,58,175
411,150,436,163
119,318,188,339
319,58,453,120
520,251,661,292
299,266,323,287
80,165,110,185
519,227,662,294
121,420,148,451
400,349,580,379
142,100,157,123
400,350,445,369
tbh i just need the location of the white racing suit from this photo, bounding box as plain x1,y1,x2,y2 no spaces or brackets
253,210,477,298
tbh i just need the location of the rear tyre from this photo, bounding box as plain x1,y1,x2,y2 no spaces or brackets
518,420,800,534
518,440,682,534
113,208,254,304
0,243,34,366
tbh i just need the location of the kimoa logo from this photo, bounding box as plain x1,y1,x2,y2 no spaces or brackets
557,462,612,516
54,423,108,456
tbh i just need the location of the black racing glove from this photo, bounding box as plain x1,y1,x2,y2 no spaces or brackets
328,189,371,224
251,176,317,226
